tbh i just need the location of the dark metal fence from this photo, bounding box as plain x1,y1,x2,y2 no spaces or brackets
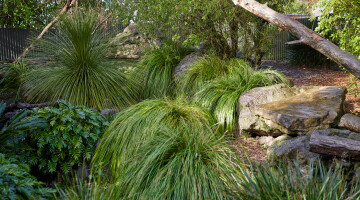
0,24,126,61
264,14,315,60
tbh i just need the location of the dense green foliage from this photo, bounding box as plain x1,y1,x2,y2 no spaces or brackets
0,0,59,28
316,0,360,59
137,42,191,99
24,10,137,110
119,0,295,58
0,154,54,199
93,98,216,179
23,100,107,174
235,161,360,200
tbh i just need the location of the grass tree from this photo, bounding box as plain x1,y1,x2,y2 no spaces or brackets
23,10,137,110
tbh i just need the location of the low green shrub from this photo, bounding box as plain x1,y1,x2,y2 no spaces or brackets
135,41,191,99
93,98,216,178
194,59,287,132
23,100,108,174
234,161,360,200
0,153,55,199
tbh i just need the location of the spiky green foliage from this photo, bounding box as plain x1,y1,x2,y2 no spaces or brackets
55,173,114,200
92,98,215,178
234,161,360,200
0,154,55,199
137,42,191,99
23,10,137,110
111,125,241,199
176,54,234,96
194,59,287,132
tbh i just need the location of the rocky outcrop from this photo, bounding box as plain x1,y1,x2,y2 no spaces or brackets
174,51,202,78
238,84,315,136
239,85,346,136
267,135,319,163
338,113,360,133
106,23,150,59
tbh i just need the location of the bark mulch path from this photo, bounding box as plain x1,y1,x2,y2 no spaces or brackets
234,61,360,164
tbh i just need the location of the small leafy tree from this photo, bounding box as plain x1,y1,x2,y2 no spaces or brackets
315,0,360,58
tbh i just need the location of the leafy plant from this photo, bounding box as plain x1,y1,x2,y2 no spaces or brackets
134,41,191,99
0,153,55,200
315,0,360,59
233,160,360,200
92,98,216,180
23,10,137,110
0,60,30,99
111,125,241,199
194,59,287,132
24,100,108,174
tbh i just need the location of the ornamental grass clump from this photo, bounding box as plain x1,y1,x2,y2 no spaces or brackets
93,98,241,199
135,41,191,99
23,10,137,110
194,59,287,132
176,54,233,96
92,98,215,177
234,161,360,200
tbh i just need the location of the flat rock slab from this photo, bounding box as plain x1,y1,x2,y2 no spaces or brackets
255,86,346,135
238,84,314,136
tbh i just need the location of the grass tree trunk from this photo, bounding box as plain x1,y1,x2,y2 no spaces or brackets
231,0,360,79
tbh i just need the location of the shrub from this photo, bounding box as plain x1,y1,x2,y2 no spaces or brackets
194,59,287,132
92,98,216,179
23,100,108,174
234,161,360,200
23,10,137,110
135,41,191,99
0,153,55,199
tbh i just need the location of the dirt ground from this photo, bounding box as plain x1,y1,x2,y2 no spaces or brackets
234,61,360,164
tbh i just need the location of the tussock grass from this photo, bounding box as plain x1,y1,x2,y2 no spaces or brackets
194,59,287,132
234,161,360,200
111,126,241,199
93,98,241,199
92,98,216,178
135,42,191,99
176,53,234,96
23,10,138,110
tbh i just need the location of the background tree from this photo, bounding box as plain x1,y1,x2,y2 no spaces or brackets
0,0,60,28
315,0,360,59
117,0,297,60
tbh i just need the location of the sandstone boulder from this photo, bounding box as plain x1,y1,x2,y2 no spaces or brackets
255,86,346,135
106,23,150,59
238,84,314,136
267,135,319,163
338,113,360,133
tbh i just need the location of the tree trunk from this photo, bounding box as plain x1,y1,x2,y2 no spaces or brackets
15,0,77,63
231,0,360,79
309,133,360,160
